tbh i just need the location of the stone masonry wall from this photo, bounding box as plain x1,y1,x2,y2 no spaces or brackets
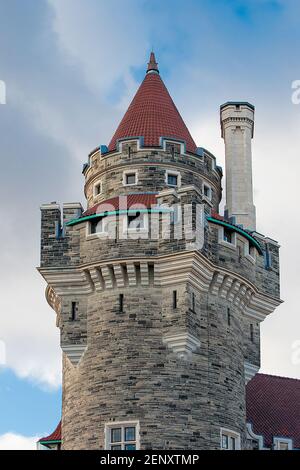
62,282,246,450
40,144,280,450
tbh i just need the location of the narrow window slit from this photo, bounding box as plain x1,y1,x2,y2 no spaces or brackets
250,323,254,342
173,290,177,309
227,307,231,326
119,294,124,313
71,302,77,321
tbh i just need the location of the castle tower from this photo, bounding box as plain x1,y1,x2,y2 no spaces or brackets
39,53,281,450
220,102,256,231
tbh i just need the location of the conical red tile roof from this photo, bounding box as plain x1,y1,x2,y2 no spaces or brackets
108,53,197,153
39,421,61,443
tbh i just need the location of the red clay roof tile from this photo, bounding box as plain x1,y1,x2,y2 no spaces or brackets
39,421,61,443
246,373,300,448
83,193,158,217
108,55,197,153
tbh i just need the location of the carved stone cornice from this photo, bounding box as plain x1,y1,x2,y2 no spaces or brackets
40,250,282,323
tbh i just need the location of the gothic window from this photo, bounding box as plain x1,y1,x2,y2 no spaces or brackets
227,307,231,326
220,429,241,450
223,228,233,244
127,212,145,230
93,180,102,197
248,243,256,259
70,302,77,321
123,170,138,186
90,217,107,234
203,183,212,200
168,174,177,186
173,290,177,309
273,437,292,450
250,324,254,343
126,173,136,185
119,294,124,313
264,244,272,269
166,170,181,187
166,142,180,156
219,227,236,248
105,422,139,450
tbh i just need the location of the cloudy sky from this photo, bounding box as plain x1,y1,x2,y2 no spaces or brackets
0,0,300,449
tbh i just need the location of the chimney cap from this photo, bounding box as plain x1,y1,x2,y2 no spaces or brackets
220,101,255,111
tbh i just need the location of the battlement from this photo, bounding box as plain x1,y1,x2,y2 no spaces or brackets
40,202,82,268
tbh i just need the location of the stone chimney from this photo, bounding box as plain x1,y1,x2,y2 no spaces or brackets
220,102,256,231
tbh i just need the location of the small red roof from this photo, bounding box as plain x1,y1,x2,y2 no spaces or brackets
108,53,197,154
39,421,61,443
83,193,158,217
246,373,300,448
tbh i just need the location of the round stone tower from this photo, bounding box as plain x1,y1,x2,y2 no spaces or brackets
39,53,282,450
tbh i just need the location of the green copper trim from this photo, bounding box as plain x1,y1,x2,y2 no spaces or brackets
39,439,61,445
66,211,262,253
66,208,172,227
207,217,263,254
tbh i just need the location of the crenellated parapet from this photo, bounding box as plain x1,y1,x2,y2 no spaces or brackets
83,141,222,212
40,202,83,268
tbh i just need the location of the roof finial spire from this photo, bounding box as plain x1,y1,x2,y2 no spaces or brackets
147,51,159,74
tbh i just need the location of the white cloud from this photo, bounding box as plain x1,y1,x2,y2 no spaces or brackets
47,0,148,94
0,433,38,450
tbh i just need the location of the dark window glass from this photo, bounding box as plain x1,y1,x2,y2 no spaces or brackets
264,244,272,269
251,439,259,450
173,290,177,309
126,173,136,185
191,293,195,311
119,294,124,313
128,213,144,230
125,444,136,450
111,428,121,443
231,437,236,450
227,307,231,326
223,228,232,243
204,185,211,198
71,302,76,321
125,427,136,441
111,444,122,450
90,218,106,234
166,143,179,155
250,324,254,342
168,174,178,186
94,183,101,195
222,434,228,449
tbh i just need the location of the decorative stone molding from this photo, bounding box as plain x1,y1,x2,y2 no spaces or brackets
40,203,60,210
244,361,260,384
41,251,282,323
61,344,87,366
45,286,61,326
246,423,266,450
163,332,200,358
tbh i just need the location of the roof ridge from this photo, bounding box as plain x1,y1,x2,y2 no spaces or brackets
257,372,300,382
